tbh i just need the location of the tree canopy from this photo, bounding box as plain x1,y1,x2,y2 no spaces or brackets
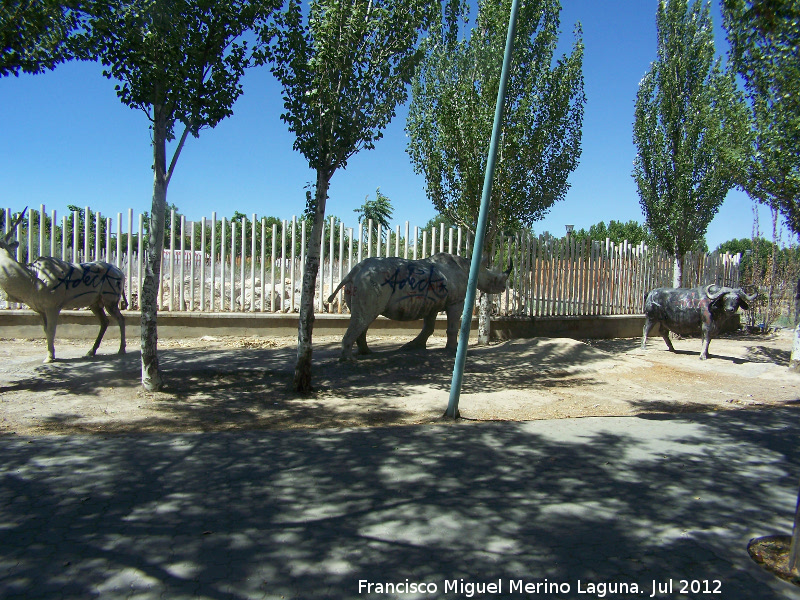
354,188,394,233
571,220,657,247
1,1,80,77
722,0,800,235
406,0,584,256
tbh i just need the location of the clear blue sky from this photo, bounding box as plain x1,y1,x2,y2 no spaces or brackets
0,1,777,251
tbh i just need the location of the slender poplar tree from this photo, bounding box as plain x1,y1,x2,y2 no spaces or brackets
406,0,584,343
633,0,749,287
722,0,800,369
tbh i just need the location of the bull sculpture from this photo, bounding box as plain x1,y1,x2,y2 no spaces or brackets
0,208,128,362
327,252,511,361
642,284,757,360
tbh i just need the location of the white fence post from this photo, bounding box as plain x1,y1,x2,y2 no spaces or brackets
270,222,277,312
290,216,297,313
230,220,236,312
220,217,226,311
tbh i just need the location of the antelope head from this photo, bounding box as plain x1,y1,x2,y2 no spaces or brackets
0,208,27,258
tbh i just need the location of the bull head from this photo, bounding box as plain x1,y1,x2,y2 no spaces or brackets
704,284,757,312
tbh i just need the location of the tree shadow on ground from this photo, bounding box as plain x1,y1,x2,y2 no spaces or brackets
2,408,800,598
9,338,617,434
746,345,791,366
7,331,798,436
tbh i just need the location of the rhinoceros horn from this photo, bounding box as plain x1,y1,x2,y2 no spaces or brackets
504,260,513,275
3,207,26,244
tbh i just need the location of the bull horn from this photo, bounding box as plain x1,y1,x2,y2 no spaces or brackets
704,284,729,300
740,288,758,303
4,207,26,243
504,260,513,275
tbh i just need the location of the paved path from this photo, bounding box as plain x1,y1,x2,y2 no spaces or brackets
2,408,800,599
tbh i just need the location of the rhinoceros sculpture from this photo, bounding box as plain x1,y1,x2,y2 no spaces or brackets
642,284,757,360
327,252,511,360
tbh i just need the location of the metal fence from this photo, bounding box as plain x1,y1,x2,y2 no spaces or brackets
1,205,741,316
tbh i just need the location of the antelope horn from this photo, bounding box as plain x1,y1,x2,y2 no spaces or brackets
4,207,26,243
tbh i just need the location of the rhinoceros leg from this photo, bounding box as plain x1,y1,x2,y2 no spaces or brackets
105,300,127,355
40,308,59,363
340,310,380,361
444,301,465,352
401,312,438,351
641,317,657,350
356,331,371,355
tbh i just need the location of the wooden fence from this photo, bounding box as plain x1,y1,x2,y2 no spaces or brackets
1,205,741,316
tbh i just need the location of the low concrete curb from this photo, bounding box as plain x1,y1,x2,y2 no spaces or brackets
0,309,648,341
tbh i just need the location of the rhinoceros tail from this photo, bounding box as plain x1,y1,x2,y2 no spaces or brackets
327,277,349,304
120,289,129,311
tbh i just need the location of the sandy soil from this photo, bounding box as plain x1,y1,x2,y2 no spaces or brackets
1,329,799,436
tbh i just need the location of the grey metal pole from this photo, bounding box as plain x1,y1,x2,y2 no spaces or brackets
445,0,520,419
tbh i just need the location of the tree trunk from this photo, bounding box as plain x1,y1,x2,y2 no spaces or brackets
477,291,491,345
141,107,169,392
293,169,330,392
789,480,800,574
790,277,800,372
672,252,683,288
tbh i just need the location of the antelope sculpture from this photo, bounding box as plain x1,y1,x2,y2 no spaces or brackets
0,209,128,362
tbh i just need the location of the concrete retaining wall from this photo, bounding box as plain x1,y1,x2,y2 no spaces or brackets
0,309,659,341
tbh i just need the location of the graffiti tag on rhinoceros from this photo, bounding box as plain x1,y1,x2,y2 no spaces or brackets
381,265,448,302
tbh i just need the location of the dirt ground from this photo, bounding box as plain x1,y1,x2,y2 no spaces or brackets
1,328,799,436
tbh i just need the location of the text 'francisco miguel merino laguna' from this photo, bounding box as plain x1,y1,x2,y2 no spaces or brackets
356,578,703,597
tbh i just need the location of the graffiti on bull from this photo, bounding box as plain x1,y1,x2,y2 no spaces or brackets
382,265,448,302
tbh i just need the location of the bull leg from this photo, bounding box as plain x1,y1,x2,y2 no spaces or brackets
106,301,127,355
41,309,59,363
661,328,675,352
401,312,437,351
699,325,711,360
88,304,109,357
